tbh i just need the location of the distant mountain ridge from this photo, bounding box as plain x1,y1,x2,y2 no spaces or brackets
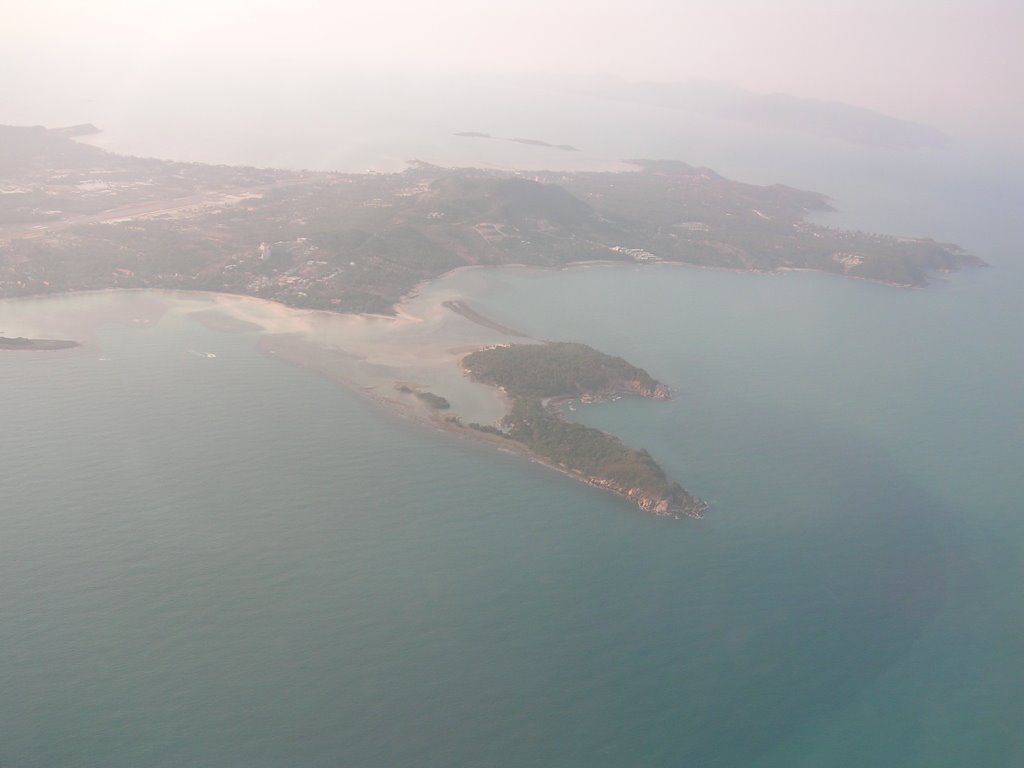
540,75,950,150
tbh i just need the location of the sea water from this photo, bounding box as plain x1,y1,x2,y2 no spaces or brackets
1,81,1022,766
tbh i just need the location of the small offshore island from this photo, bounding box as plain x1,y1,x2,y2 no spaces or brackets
459,342,706,518
0,124,988,519
0,335,79,350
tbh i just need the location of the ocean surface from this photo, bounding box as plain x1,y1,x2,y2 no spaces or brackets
2,79,1022,766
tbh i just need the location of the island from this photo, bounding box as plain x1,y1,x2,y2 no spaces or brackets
0,335,79,350
0,125,984,316
459,342,706,519
0,123,987,519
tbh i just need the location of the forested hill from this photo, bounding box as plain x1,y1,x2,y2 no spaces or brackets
461,342,704,518
462,342,666,400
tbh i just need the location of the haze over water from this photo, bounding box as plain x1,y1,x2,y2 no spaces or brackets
2,82,1022,765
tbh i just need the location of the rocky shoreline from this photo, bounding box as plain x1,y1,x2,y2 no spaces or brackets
585,475,707,519
428,411,707,520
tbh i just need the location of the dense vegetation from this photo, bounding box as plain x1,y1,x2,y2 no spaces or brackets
501,397,686,499
462,342,658,399
461,342,701,513
394,383,451,410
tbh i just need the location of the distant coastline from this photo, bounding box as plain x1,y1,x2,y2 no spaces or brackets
454,131,580,152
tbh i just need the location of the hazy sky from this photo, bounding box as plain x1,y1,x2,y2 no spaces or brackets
5,0,1022,140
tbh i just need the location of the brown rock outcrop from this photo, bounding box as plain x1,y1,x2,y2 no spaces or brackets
586,476,706,519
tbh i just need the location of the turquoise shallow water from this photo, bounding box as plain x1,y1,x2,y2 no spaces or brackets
462,261,1024,766
2,256,1021,766
2,92,1023,764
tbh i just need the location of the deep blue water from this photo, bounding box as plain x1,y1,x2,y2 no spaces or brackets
1,83,1022,765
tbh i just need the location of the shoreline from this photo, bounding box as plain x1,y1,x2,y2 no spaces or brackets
389,258,929,312
170,285,705,518
0,258,940,515
258,329,702,519
251,331,681,517
441,416,704,520
0,336,80,351
0,251,949,320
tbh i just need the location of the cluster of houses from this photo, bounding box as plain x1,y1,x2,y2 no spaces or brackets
609,245,657,261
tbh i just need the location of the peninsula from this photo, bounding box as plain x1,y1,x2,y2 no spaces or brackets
0,123,987,519
459,342,706,518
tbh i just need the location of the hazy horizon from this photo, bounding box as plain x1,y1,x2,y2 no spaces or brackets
3,3,1023,766
4,0,1022,145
